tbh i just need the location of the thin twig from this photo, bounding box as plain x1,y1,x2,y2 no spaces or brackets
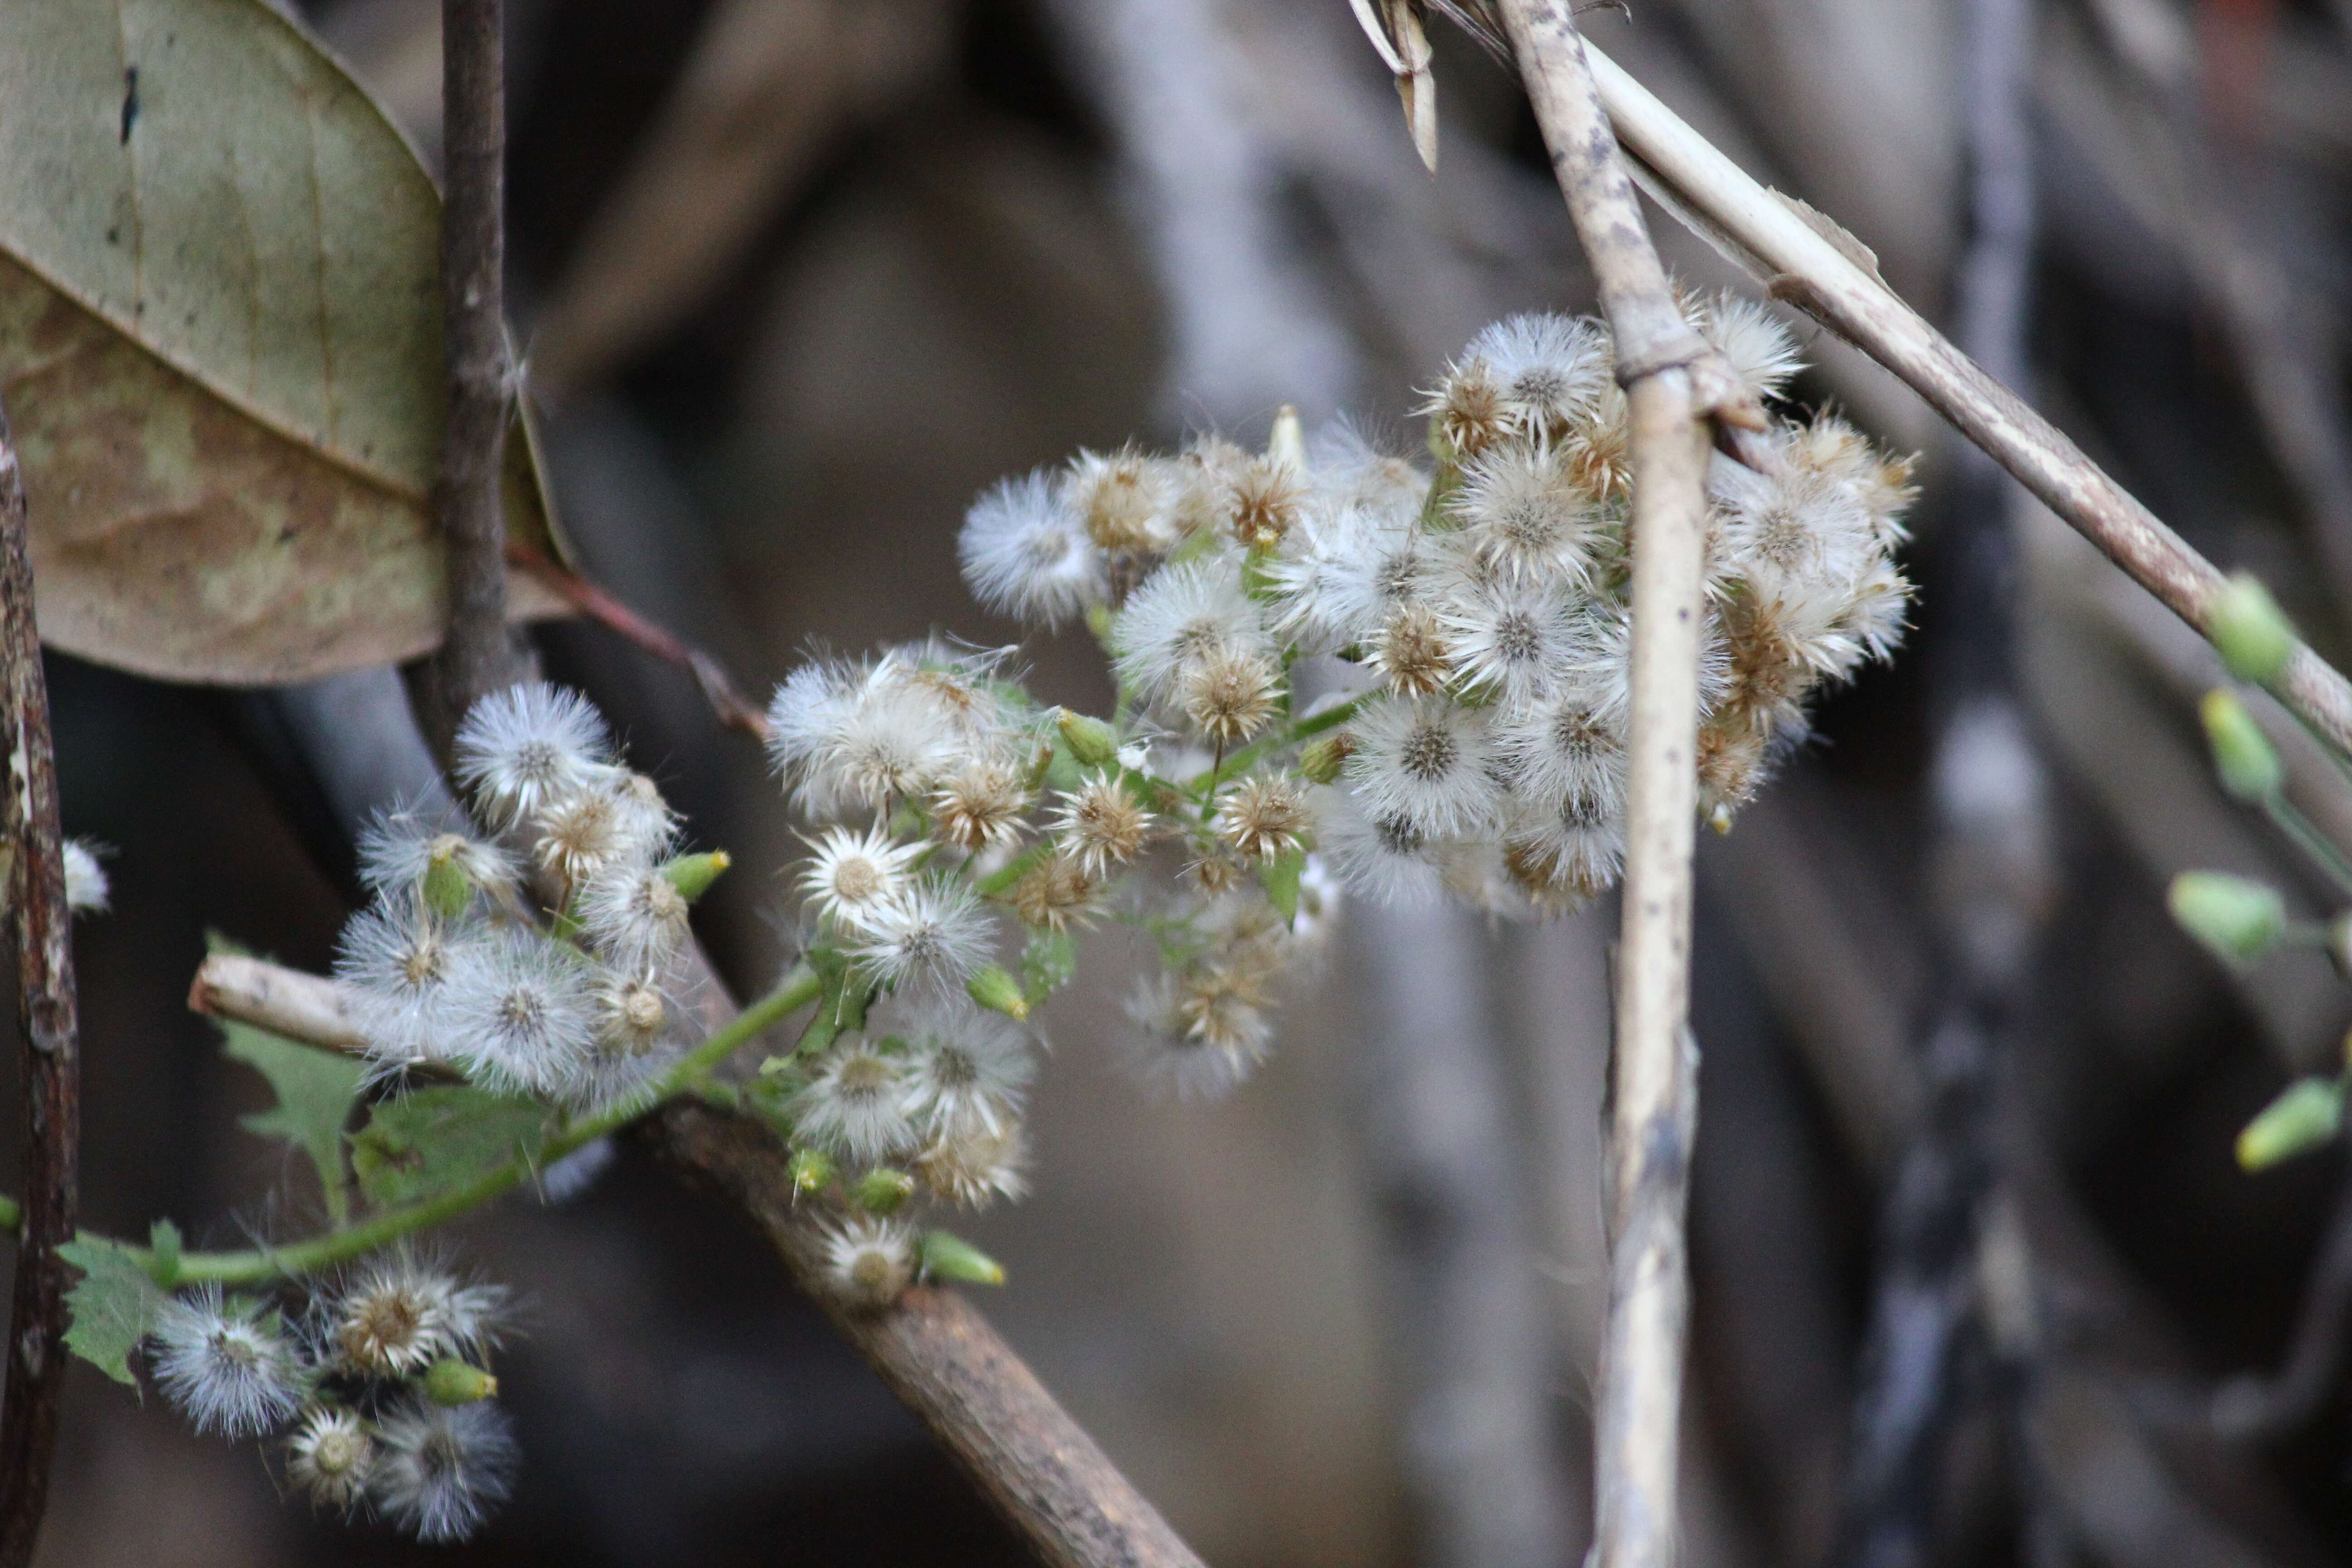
0,397,81,1568
418,0,527,755
504,541,772,740
1494,6,1757,1566
2208,1167,2352,1440
1574,41,2352,756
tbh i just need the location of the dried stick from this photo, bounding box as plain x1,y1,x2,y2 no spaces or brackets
418,0,527,753
0,401,80,1568
655,1102,1207,1568
184,952,1203,1568
1575,41,2352,755
1495,6,1760,1566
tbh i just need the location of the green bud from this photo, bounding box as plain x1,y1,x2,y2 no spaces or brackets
1056,709,1118,768
2199,690,2280,802
661,850,732,903
424,1358,499,1406
2209,572,2297,684
919,1229,1006,1287
965,964,1029,1021
789,1147,836,1195
853,1167,916,1215
2167,871,2288,967
1267,404,1307,472
1298,732,1353,786
2236,1077,2344,1170
421,837,473,921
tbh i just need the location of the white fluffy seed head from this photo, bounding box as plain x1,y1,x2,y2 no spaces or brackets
1343,695,1499,838
360,807,519,915
1451,442,1606,586
820,1216,918,1307
334,902,469,1069
371,1397,518,1544
1460,312,1610,436
1311,783,1443,906
440,930,600,1097
848,876,996,996
577,861,692,971
960,470,1109,625
885,1000,1036,1139
150,1288,302,1438
793,1039,920,1162
326,1250,504,1378
1690,290,1805,402
798,823,920,931
914,1120,1031,1208
62,838,110,914
1111,558,1268,708
1121,971,1271,1099
454,684,614,828
288,1406,376,1511
1440,574,1579,703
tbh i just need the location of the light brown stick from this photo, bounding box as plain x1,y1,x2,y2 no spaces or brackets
1578,41,2352,755
1496,6,1744,1566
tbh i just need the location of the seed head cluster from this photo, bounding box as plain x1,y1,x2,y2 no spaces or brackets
764,298,1909,1191
145,1250,514,1541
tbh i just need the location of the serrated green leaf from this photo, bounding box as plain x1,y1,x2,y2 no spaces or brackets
350,1086,551,1210
1260,848,1305,923
1021,928,1077,1006
58,1235,164,1385
220,1016,366,1225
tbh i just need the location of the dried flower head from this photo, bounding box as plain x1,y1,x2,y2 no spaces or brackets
1053,773,1152,876
931,757,1031,853
1215,775,1313,862
288,1406,376,1512
799,823,918,931
455,683,614,828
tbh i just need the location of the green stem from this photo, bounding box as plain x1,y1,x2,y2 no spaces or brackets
49,965,825,1288
2262,793,2352,900
1188,696,1363,791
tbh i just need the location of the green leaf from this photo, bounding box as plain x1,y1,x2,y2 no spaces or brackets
350,1086,551,1210
221,1017,366,1225
1021,928,1077,1006
57,1235,164,1385
0,0,566,684
1260,848,1305,923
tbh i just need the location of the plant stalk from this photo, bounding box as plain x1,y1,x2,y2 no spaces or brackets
0,396,81,1568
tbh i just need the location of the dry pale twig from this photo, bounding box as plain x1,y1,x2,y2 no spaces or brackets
0,396,81,1568
1494,5,1762,1566
1576,41,2352,755
187,951,1207,1568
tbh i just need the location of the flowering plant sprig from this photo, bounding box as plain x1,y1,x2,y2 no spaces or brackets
48,294,1916,1547
759,295,1915,1212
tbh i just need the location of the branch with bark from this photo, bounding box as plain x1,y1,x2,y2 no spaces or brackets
0,400,83,1568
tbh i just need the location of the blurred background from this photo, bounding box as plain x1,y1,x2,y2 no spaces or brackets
7,0,2352,1563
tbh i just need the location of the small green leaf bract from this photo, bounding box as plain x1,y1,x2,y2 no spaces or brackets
1259,848,1305,924
350,1087,551,1211
1021,928,1077,1005
58,1235,165,1385
221,1017,367,1225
